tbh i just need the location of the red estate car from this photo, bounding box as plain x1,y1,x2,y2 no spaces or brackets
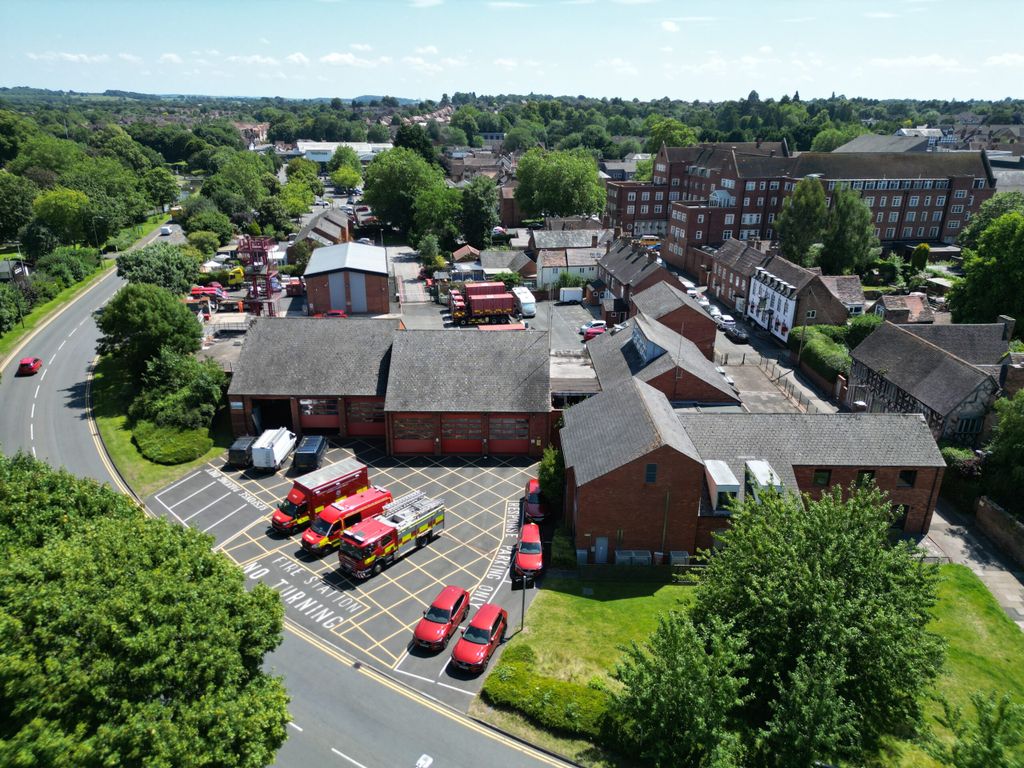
582,326,606,342
513,522,543,583
413,585,470,651
450,603,507,673
17,357,42,376
523,477,546,522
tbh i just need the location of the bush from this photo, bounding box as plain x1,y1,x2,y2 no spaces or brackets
538,445,564,508
481,659,610,740
847,313,883,349
550,527,579,569
813,324,848,344
132,420,213,464
129,347,226,431
35,246,101,285
939,445,984,513
789,327,851,381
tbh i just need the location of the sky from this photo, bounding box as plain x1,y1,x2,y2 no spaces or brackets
3,0,1023,103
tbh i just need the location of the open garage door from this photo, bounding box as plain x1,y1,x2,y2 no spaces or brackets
392,415,436,454
488,415,530,454
251,398,294,431
441,414,483,454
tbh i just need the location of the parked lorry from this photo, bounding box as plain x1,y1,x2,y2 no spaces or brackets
285,277,305,296
337,491,446,578
271,457,369,533
251,427,297,472
301,486,393,553
511,286,537,318
225,266,244,286
559,287,583,304
448,288,516,326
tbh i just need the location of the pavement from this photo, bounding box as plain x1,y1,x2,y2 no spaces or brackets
926,501,1024,632
391,247,430,304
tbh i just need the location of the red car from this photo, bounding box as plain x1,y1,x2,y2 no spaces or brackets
583,326,606,342
523,477,545,522
324,310,348,318
513,523,543,583
413,585,470,651
17,357,42,376
450,603,507,673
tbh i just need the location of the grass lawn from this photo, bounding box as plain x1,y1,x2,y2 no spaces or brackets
477,565,1024,768
91,356,233,498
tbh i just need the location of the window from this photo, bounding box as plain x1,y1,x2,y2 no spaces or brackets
828,181,836,191
759,181,767,190
852,180,863,190
697,214,705,223
876,212,884,223
627,192,636,201
655,163,666,172
874,228,881,237
956,417,982,436
857,469,876,486
655,191,664,200
948,220,961,230
902,227,913,238
745,181,756,191
954,189,967,199
770,196,778,206
671,178,680,186
889,212,899,223
898,469,917,488
627,205,635,214
865,181,877,190
769,180,779,190
641,191,650,201
885,227,896,239
766,228,773,239
924,180,934,189
722,230,733,240
892,196,903,207
932,210,942,221
929,226,939,237
654,205,663,214
909,196,919,207
906,211,916,222
695,230,702,240
644,463,658,483
924,196,931,206
743,197,750,206
917,227,925,237
951,204,965,214
756,196,764,206
879,196,887,207
813,469,832,486
805,309,816,320
640,205,648,214
716,491,736,510
300,398,339,416
768,213,775,223
973,178,985,188
724,213,735,225
936,195,946,206
865,196,875,207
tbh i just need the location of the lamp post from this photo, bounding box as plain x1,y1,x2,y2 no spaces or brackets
90,215,106,249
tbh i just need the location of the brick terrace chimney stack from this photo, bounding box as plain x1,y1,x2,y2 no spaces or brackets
999,314,1016,341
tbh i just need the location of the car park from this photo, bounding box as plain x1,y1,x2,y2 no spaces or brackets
293,435,329,472
523,477,546,522
579,319,607,335
17,357,42,376
413,585,471,651
512,523,543,583
450,603,508,673
725,326,749,344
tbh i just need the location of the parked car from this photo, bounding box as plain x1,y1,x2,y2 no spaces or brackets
450,603,508,673
293,435,329,472
579,319,607,335
324,310,348,318
708,306,723,319
725,326,750,344
583,326,606,342
523,477,546,522
159,226,173,236
17,357,42,376
717,314,736,329
696,295,710,307
513,523,543,583
413,585,471,651
357,237,373,245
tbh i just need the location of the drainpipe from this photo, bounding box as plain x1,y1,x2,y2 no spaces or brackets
660,489,670,560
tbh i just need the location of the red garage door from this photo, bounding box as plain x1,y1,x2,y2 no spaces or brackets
392,415,435,454
299,398,340,430
441,415,483,454
346,398,385,437
489,415,530,454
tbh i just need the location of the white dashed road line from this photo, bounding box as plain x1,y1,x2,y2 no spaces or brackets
30,424,33,441
331,748,369,768
30,403,34,419
58,340,66,350
34,384,39,399
288,721,303,732
39,368,46,381
163,480,218,509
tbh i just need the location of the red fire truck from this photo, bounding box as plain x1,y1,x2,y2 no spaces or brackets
337,491,446,578
270,458,368,533
301,486,393,554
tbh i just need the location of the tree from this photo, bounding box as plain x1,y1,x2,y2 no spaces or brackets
183,207,233,245
329,165,362,192
393,124,436,164
286,157,324,197
612,613,749,768
0,282,28,335
286,239,320,274
810,124,869,152
910,242,930,271
492,270,521,289
633,157,653,182
959,191,1024,251
130,347,227,430
143,166,180,208
643,116,699,153
774,176,827,265
413,184,462,250
367,124,390,142
820,188,878,274
927,692,1024,768
327,145,362,175
363,148,445,235
117,242,201,295
462,175,499,249
97,283,201,374
16,219,58,261
692,486,945,765
417,233,440,263
987,389,1024,500
0,511,288,768
556,271,587,289
256,196,292,237
537,445,564,508
278,180,315,218
187,230,221,257
32,186,90,244
0,171,38,242
35,246,100,286
948,212,1024,325
515,148,605,219
502,126,540,152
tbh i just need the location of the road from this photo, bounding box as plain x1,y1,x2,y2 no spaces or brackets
0,232,569,768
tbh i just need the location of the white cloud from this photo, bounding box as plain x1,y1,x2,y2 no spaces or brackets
660,46,673,53
227,54,279,66
493,57,518,69
409,0,442,6
869,53,973,72
285,52,310,65
441,56,468,67
660,20,679,32
985,52,1024,67
415,45,439,54
758,45,773,55
27,51,109,64
206,49,221,56
350,43,373,51
604,57,639,76
864,11,898,18
160,53,183,64
319,52,379,68
118,53,142,64
402,56,442,74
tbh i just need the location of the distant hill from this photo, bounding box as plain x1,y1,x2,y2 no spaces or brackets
350,95,419,105
0,87,420,105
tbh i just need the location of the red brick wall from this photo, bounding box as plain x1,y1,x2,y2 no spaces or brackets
573,445,705,559
302,272,390,315
646,367,740,405
792,465,944,534
305,274,330,315
648,305,716,360
696,516,730,551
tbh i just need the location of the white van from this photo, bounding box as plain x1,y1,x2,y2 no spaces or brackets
512,286,537,318
159,226,173,236
251,428,297,472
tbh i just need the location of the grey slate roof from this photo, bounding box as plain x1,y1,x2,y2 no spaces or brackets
305,242,388,277
734,151,993,185
479,249,532,274
530,229,613,250
677,412,945,499
228,318,400,397
710,240,770,277
756,254,819,291
562,378,702,486
832,134,931,153
630,281,705,319
851,322,996,415
384,330,550,413
598,239,669,288
818,275,865,306
900,323,1010,365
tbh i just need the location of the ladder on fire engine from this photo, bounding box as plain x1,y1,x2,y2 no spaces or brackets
383,491,444,527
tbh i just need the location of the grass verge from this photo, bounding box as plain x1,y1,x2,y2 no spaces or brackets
91,356,232,498
105,212,167,251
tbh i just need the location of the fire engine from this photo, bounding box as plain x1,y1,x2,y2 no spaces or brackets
337,491,445,579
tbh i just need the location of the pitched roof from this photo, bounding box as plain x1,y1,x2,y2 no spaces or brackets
305,242,388,276
733,151,993,185
710,240,770,277
598,238,669,288
452,245,481,260
879,294,935,324
851,322,996,415
630,280,705,319
818,275,865,306
900,323,1010,365
227,318,400,397
384,330,550,413
561,378,702,486
530,229,613,250
479,249,532,274
756,254,819,292
833,134,931,153
677,412,945,498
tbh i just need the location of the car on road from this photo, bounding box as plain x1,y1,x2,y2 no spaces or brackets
717,314,736,329
523,477,546,522
579,319,607,335
708,306,722,319
324,310,348,318
583,326,606,342
414,585,471,651
357,237,373,245
450,603,508,673
512,523,543,583
17,357,42,376
725,326,750,344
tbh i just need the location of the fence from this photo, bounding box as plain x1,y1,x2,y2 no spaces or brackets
757,356,825,414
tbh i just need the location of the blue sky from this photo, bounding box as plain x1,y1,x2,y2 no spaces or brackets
3,0,1022,102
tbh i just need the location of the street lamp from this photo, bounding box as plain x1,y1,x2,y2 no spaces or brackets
90,215,106,249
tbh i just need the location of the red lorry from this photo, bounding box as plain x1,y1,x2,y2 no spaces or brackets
301,487,393,554
338,491,446,578
448,287,516,326
270,458,369,533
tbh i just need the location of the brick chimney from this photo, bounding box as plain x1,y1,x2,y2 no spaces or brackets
592,233,599,247
1001,354,1024,398
998,314,1016,341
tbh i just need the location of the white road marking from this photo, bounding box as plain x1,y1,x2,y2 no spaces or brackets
67,326,77,337
58,340,66,350
31,446,36,458
162,480,217,509
30,403,35,419
48,355,56,364
392,668,436,685
77,318,87,328
287,721,303,732
153,470,204,500
154,494,188,526
181,491,234,523
331,748,369,768
34,385,39,399
39,368,46,381
416,756,434,768
436,681,474,695
201,502,249,533
30,424,34,441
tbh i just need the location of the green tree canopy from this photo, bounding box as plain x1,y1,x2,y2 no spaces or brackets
502,124,543,152
329,165,362,192
183,207,234,245
413,184,462,250
958,191,1024,251
820,187,878,274
129,346,227,430
514,148,604,219
461,175,499,249
393,124,437,164
286,157,324,197
987,389,1024,504
35,245,100,286
363,147,445,235
143,166,180,208
948,212,1024,325
32,186,90,244
809,124,870,152
0,282,28,336
643,116,699,153
0,171,38,242
367,124,390,142
187,230,221,257
117,242,202,295
633,157,653,182
927,692,1024,768
97,283,202,374
327,145,362,174
278,179,315,218
775,176,827,266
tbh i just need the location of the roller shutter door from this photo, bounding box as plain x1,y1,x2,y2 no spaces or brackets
441,414,483,454
392,415,436,454
489,415,530,454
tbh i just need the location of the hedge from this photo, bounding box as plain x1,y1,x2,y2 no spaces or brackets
549,527,579,570
788,327,851,382
939,445,984,513
482,650,610,740
133,420,213,464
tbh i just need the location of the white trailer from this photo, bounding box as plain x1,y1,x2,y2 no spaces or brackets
559,287,583,304
511,286,537,317
251,427,297,471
